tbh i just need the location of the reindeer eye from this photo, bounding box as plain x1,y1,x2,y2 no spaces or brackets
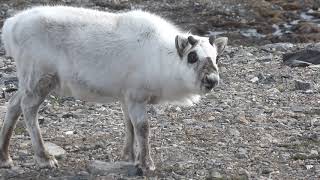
187,51,198,64
216,55,220,63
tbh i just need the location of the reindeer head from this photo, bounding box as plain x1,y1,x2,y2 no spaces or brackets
175,34,228,94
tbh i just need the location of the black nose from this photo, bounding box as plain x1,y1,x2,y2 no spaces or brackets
205,76,218,89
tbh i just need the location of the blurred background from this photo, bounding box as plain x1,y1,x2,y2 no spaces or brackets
0,0,319,46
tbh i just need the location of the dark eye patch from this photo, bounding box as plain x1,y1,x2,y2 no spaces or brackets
187,51,198,64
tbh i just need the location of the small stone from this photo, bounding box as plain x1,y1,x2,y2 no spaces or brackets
262,43,294,52
22,162,35,168
258,54,273,62
44,142,66,159
64,131,74,135
250,77,259,83
228,128,240,137
148,106,164,115
236,148,248,159
0,60,4,68
208,169,223,179
238,168,250,179
267,88,280,94
258,73,276,84
306,165,314,170
310,150,318,155
62,113,78,119
261,167,273,175
78,171,90,176
87,160,142,176
284,50,320,67
175,107,181,112
208,116,215,121
237,113,249,124
183,118,196,125
291,105,305,113
38,115,45,125
294,80,311,91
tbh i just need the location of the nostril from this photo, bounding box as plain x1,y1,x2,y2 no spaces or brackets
205,76,218,89
206,77,214,85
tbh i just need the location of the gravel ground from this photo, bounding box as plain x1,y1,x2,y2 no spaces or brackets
0,0,320,179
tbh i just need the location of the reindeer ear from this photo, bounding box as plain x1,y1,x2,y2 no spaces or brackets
188,36,198,46
175,35,188,57
211,37,228,55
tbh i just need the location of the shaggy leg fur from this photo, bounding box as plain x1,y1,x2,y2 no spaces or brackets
126,99,155,171
20,74,58,168
0,91,22,168
121,102,135,162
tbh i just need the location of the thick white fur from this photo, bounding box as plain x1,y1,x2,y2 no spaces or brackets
0,6,225,170
2,6,202,105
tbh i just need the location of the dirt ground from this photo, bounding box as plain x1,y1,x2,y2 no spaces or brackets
0,0,320,179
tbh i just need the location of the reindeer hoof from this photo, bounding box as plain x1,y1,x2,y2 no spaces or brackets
35,155,59,169
0,157,13,168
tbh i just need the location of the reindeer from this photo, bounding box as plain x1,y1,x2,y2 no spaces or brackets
0,6,227,172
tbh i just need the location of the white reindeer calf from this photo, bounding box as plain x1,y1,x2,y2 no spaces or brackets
0,6,227,171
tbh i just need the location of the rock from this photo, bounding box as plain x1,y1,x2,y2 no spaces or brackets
306,165,314,170
283,49,320,67
0,60,4,68
65,130,75,135
294,80,311,91
267,88,280,94
237,112,249,124
62,113,78,119
258,73,276,84
87,160,143,176
290,105,305,113
257,54,273,62
240,29,266,38
311,150,318,155
2,76,18,92
262,43,294,52
44,142,66,159
207,169,223,179
295,22,320,34
175,107,181,112
148,106,165,115
250,77,259,83
228,128,240,137
236,148,248,159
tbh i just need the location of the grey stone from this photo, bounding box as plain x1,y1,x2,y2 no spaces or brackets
250,77,259,83
208,169,223,179
283,49,320,67
87,160,143,176
228,128,240,137
294,80,311,91
236,148,248,159
257,73,276,84
0,60,4,68
262,43,294,52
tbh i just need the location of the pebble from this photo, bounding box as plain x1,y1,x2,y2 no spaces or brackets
310,150,318,155
306,165,314,170
250,77,259,83
65,130,75,135
294,80,311,91
228,128,240,137
87,160,143,176
236,148,248,159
